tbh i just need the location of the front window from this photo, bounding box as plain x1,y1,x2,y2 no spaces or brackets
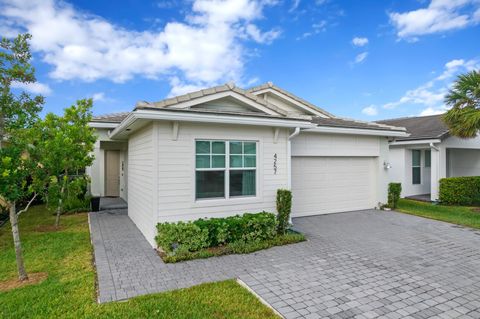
412,150,421,184
425,150,431,168
195,140,257,199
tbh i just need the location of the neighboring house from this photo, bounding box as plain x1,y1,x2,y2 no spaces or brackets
87,82,407,246
378,114,480,202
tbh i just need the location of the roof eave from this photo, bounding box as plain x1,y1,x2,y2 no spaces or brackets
304,126,410,137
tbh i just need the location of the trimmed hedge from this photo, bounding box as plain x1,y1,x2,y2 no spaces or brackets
439,176,480,205
276,189,292,235
156,212,277,256
388,183,402,209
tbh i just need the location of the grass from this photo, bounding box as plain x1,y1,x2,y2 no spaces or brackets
396,198,480,229
0,205,279,319
160,231,305,263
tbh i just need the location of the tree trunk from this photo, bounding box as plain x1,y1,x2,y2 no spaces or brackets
0,112,4,149
55,184,65,227
9,202,28,281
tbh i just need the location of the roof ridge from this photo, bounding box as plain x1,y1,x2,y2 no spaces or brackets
378,113,445,123
247,82,336,118
332,116,407,131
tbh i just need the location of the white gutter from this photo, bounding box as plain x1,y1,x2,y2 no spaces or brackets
109,109,314,139
287,127,300,225
429,142,440,151
304,126,409,138
88,122,119,129
287,128,300,189
389,139,442,146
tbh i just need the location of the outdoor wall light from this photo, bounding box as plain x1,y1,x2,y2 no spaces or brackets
383,161,392,169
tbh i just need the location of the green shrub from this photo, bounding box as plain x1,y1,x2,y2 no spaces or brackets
439,176,480,205
157,212,277,254
276,189,292,235
388,183,402,209
156,221,209,253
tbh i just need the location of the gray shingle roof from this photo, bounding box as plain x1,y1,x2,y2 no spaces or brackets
376,114,449,141
92,112,129,123
247,82,335,118
312,117,406,132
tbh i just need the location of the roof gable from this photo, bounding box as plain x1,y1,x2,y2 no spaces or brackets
134,83,301,118
247,82,334,118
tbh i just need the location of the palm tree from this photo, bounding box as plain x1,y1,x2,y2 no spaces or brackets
443,70,480,138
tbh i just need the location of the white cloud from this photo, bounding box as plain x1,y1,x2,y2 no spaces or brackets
419,106,447,116
92,92,105,101
11,81,52,95
389,0,480,40
354,52,368,64
297,20,327,40
289,0,300,12
361,105,377,116
382,57,480,115
0,0,280,95
352,37,368,47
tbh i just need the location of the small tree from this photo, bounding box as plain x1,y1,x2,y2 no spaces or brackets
276,189,292,235
443,70,480,138
33,99,96,227
0,34,44,281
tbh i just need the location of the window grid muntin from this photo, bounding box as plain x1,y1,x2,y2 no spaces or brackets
195,140,257,199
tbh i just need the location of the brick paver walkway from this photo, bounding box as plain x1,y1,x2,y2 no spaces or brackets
89,209,480,318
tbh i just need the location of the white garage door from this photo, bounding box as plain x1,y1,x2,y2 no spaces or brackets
291,156,377,217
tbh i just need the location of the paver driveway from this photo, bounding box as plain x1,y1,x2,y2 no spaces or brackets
90,209,480,318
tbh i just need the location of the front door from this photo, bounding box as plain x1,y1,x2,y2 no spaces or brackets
105,150,120,197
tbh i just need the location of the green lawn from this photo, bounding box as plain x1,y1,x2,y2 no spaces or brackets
0,205,278,319
396,198,480,229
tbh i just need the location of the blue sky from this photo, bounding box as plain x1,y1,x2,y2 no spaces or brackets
1,0,479,120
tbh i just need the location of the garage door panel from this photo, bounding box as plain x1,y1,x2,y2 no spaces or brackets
292,157,376,217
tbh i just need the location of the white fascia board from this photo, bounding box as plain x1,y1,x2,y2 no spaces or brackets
389,139,441,146
251,88,329,118
109,109,314,139
88,122,119,129
303,126,410,137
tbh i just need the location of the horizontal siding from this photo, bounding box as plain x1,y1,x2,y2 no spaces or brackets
127,124,155,245
156,123,289,222
292,132,380,157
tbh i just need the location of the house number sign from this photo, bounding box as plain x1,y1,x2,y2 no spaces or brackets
273,153,278,174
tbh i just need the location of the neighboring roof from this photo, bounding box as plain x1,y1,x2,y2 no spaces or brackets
376,114,449,141
247,82,335,118
312,117,407,132
92,112,129,123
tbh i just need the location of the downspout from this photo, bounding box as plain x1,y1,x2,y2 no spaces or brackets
429,142,440,202
287,127,301,225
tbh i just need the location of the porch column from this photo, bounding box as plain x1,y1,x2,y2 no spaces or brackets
430,145,446,201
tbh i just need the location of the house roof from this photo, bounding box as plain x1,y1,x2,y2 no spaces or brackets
247,82,335,118
135,83,297,118
92,112,129,123
376,114,449,141
91,83,407,137
312,117,407,132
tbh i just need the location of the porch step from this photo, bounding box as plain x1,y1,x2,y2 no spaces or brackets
99,197,128,210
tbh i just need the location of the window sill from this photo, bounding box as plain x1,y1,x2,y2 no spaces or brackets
192,195,262,208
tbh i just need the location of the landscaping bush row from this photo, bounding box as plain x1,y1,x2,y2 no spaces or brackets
439,176,480,205
156,212,278,255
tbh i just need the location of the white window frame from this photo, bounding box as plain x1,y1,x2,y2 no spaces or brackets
412,149,421,185
195,139,258,200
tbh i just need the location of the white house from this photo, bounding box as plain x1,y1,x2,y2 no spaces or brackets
378,114,480,202
87,82,407,246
